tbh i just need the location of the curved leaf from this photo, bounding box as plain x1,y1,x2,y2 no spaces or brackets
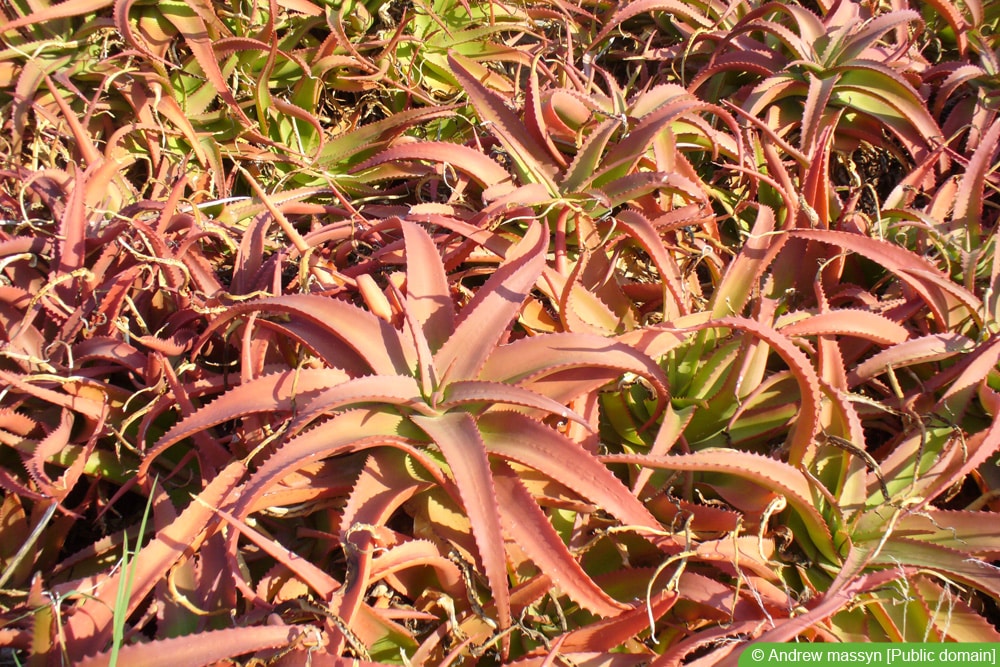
410,413,511,634
435,221,546,383
140,368,351,478
602,450,836,563
494,461,628,617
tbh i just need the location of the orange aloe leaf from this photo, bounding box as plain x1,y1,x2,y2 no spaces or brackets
480,332,669,408
558,591,678,653
478,413,676,549
409,412,512,636
437,380,588,426
778,309,909,345
847,332,975,387
614,208,688,316
493,461,629,617
447,51,559,194
789,229,981,329
0,0,111,33
602,450,837,563
139,368,351,479
435,221,546,383
65,462,246,655
354,142,514,192
75,624,311,667
196,294,412,376
400,220,456,353
710,205,784,317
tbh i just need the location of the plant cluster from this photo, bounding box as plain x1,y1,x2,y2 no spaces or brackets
2,0,1000,665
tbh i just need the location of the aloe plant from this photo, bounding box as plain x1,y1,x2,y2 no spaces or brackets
3,1,1000,664
122,218,689,661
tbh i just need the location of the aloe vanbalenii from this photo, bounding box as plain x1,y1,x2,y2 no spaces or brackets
691,2,945,169
137,218,687,659
354,51,745,324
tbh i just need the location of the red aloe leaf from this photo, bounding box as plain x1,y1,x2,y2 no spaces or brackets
710,205,785,317
559,591,678,652
689,49,789,94
435,221,546,383
832,9,922,63
615,208,689,316
409,412,511,634
400,220,456,353
0,370,106,422
65,462,245,654
43,74,102,168
140,368,351,479
211,503,340,600
369,539,465,600
523,56,568,168
560,117,623,193
593,93,739,186
788,229,981,329
830,63,945,165
553,255,625,335
602,450,837,563
447,52,559,193
953,114,1000,235
71,337,146,370
0,0,112,33
437,380,588,427
778,309,909,345
478,412,677,550
229,410,448,536
316,105,460,169
847,332,974,387
289,375,438,435
75,624,310,667
480,332,669,407
920,381,1000,503
910,578,1000,642
197,294,412,376
22,408,72,496
56,165,94,281
592,168,704,206
799,119,838,224
871,538,1000,599
354,142,514,192
589,0,710,49
690,316,821,467
896,509,1000,555
340,451,430,544
493,460,629,617
739,564,904,649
